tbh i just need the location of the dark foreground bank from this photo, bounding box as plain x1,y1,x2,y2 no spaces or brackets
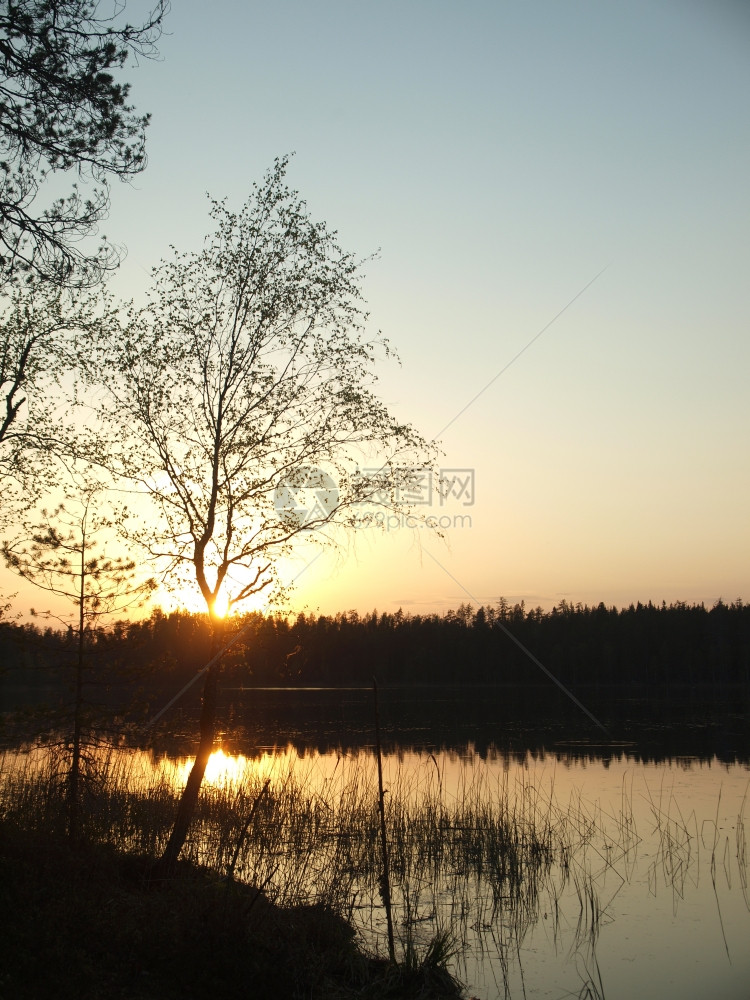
0,823,467,1000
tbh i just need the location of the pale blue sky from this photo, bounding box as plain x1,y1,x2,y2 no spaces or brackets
9,0,750,618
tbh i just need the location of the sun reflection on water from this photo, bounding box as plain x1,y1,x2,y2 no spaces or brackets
153,745,332,792
4,737,750,1000
157,747,254,789
203,748,249,785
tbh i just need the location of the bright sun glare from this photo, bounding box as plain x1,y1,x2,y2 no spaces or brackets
203,748,248,786
213,593,230,618
167,749,252,789
155,583,272,619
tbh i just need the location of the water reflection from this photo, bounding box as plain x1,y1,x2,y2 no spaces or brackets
166,747,254,788
34,739,743,1000
3,684,750,1000
146,685,750,767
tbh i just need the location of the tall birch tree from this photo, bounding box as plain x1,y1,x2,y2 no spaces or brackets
91,157,438,874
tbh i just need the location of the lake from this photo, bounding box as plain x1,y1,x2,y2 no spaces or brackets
4,684,749,999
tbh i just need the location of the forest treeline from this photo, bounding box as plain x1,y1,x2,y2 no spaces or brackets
2,597,749,704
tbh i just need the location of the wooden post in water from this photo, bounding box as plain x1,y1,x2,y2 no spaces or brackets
373,676,396,963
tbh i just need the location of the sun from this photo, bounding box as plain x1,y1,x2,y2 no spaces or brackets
149,560,283,620
213,592,230,618
153,583,273,619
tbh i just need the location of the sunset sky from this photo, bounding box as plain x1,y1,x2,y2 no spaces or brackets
4,0,749,619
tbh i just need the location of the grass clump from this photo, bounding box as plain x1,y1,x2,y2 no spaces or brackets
0,743,568,999
0,818,469,999
0,746,472,1000
0,821,358,999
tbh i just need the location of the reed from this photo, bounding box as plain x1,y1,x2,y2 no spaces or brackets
0,745,560,952
8,740,723,998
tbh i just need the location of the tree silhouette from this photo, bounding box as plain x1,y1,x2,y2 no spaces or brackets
3,484,155,838
0,278,108,525
91,156,438,873
0,0,167,284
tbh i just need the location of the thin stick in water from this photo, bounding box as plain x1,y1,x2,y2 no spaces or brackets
373,676,396,963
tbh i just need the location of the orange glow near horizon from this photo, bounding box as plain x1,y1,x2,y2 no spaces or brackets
152,581,273,620
213,592,230,619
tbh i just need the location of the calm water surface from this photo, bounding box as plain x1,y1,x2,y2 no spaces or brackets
158,748,747,1000
143,687,750,1000
6,685,750,999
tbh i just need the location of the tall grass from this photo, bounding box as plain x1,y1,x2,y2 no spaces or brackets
4,741,743,998
0,744,559,955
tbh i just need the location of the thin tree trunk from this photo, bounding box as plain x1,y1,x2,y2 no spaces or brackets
153,624,223,879
68,529,86,841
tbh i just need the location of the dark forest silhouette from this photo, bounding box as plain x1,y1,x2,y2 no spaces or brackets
3,596,748,696
2,597,749,766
